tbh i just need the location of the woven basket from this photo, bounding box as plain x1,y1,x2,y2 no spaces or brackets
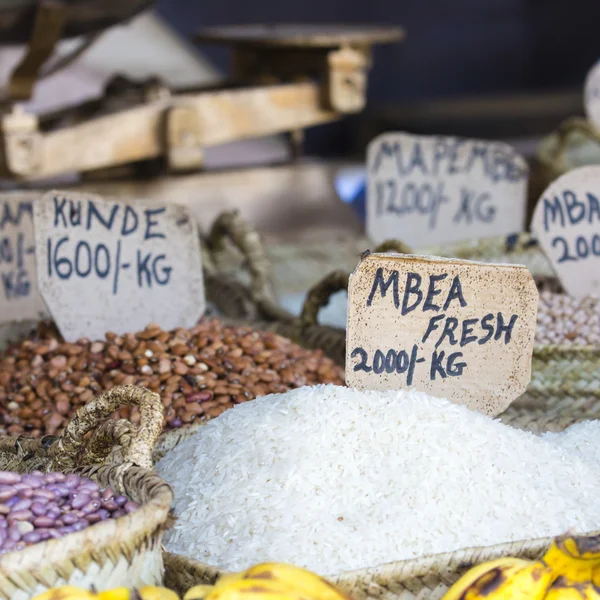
532,117,600,218
160,389,600,600
0,384,173,600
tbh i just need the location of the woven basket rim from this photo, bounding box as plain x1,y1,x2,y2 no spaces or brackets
164,528,600,585
0,463,173,573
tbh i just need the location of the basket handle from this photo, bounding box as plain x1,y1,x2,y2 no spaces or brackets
207,210,276,305
549,117,600,173
50,385,163,472
300,271,349,328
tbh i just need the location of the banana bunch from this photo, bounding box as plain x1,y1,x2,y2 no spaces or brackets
31,586,179,600
443,534,600,600
184,563,351,600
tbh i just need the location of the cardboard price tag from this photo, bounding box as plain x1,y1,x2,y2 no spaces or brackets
531,166,600,297
584,59,600,130
34,190,206,341
0,192,47,324
366,132,529,248
346,253,538,416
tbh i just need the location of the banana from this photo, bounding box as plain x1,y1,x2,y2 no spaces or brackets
184,585,216,600
441,558,533,600
138,586,180,600
443,559,556,600
32,587,98,600
545,576,600,600
542,535,600,586
202,577,312,600
241,563,350,600
97,588,131,600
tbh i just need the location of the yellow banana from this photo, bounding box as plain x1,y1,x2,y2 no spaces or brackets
542,535,600,586
184,585,215,600
32,587,98,600
97,588,130,600
138,587,180,600
545,576,600,600
438,558,532,600
241,563,350,600
443,559,556,600
202,577,312,600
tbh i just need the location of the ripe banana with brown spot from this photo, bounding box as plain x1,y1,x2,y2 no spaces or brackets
443,558,556,600
545,576,600,600
543,535,600,586
241,563,350,600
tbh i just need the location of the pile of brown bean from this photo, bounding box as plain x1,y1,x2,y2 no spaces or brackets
0,318,344,437
536,291,600,345
0,471,138,554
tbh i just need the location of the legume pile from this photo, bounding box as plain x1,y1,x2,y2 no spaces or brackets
0,318,344,437
0,471,138,554
536,292,600,345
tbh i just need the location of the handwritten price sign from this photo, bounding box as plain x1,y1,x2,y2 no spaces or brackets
0,192,47,324
34,190,205,341
366,133,529,248
346,253,538,416
532,165,600,297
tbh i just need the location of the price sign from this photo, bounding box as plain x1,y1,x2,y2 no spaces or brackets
531,166,600,297
584,59,600,130
366,133,529,248
346,253,538,416
0,192,47,324
34,190,205,341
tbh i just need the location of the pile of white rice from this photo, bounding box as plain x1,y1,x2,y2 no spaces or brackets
156,385,600,576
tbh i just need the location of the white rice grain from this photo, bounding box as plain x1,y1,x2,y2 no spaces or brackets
156,385,600,576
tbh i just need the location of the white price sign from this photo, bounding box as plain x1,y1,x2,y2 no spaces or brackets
366,133,529,248
34,190,206,341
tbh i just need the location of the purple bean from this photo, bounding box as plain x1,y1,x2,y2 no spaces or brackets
5,497,19,509
61,513,78,525
32,516,54,528
101,500,118,511
21,475,42,489
2,539,16,551
37,530,52,541
97,509,110,520
46,507,60,520
11,499,32,512
31,471,43,477
17,488,32,499
8,510,32,521
31,502,47,517
102,487,114,501
65,475,79,489
52,473,66,483
71,493,90,510
85,513,102,524
81,501,101,516
7,526,20,542
11,483,29,492
124,501,138,514
47,528,61,539
32,489,56,501
59,526,75,535
0,486,15,502
79,481,100,492
0,473,20,485
48,485,70,498
114,496,127,507
22,531,41,544
112,510,126,518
